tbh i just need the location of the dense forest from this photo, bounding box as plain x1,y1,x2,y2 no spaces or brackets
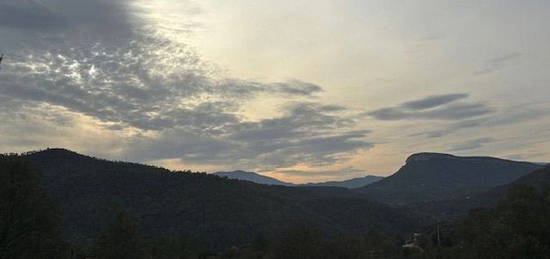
1,150,549,258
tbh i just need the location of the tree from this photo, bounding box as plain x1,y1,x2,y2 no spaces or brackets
93,209,145,259
147,235,201,259
0,155,65,259
274,224,325,259
428,184,550,259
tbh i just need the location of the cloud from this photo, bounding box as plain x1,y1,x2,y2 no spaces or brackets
0,0,371,171
367,94,493,121
504,152,547,161
124,103,372,169
414,105,550,138
0,102,126,154
402,93,469,110
414,119,483,138
474,52,522,75
0,0,135,50
1,49,326,134
1,27,326,131
0,0,66,31
271,167,365,177
448,137,495,152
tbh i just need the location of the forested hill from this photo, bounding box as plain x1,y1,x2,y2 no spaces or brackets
411,165,550,221
356,152,542,205
22,148,421,249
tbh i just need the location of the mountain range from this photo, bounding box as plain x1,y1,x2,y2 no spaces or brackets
10,148,548,251
213,170,384,188
21,149,419,249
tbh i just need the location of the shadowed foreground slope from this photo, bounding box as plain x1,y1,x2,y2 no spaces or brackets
411,165,550,221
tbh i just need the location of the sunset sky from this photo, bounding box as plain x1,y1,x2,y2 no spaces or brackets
1,0,549,183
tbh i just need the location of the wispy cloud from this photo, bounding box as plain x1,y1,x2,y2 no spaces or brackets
271,167,365,177
124,103,372,169
402,93,469,110
414,105,550,138
366,93,493,121
448,137,495,152
1,0,549,178
474,53,522,75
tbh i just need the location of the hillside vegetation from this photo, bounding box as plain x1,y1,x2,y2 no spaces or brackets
22,149,420,250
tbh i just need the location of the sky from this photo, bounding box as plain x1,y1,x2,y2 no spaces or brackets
1,0,549,183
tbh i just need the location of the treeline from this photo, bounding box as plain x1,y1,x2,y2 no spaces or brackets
70,213,405,259
201,181,550,259
417,184,550,259
0,152,404,259
1,154,549,258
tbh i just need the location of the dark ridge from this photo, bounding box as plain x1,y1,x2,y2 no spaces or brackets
17,148,420,250
356,152,542,205
405,152,459,164
405,152,529,165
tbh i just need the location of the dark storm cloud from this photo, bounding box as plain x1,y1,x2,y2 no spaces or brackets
449,137,495,152
366,94,493,121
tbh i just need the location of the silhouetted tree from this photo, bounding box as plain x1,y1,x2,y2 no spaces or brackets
0,155,65,259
